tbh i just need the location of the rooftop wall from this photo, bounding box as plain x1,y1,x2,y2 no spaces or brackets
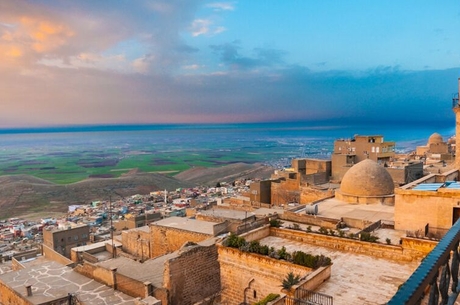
218,245,315,305
164,243,221,305
150,226,213,258
270,227,426,262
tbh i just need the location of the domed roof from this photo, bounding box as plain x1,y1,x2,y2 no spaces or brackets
340,159,394,197
428,133,443,145
448,136,456,145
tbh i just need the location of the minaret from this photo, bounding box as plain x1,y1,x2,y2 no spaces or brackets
454,78,460,169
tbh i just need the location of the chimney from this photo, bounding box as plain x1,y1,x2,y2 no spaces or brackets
144,281,153,297
110,267,117,290
25,285,32,297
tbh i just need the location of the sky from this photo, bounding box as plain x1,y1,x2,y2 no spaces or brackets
1,0,460,128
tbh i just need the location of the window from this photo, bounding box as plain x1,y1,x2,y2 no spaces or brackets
74,235,79,241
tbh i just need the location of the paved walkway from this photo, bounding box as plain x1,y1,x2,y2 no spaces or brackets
259,236,419,305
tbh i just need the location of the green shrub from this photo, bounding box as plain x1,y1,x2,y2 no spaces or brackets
360,232,380,243
318,227,329,235
306,225,312,232
248,240,261,253
292,251,332,269
253,293,280,305
281,272,300,290
223,233,247,248
259,245,269,255
277,246,288,260
269,219,283,228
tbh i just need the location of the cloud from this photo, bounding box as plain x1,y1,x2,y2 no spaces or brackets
0,0,203,74
182,64,202,70
210,42,287,70
190,18,227,37
206,2,235,11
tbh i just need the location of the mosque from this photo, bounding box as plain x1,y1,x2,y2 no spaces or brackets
328,78,460,237
252,78,460,239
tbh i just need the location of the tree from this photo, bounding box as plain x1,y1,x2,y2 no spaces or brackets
281,272,301,290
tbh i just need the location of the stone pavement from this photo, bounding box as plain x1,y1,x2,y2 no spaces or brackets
259,235,419,305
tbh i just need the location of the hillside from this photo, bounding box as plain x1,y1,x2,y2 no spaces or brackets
0,163,275,219
174,162,275,186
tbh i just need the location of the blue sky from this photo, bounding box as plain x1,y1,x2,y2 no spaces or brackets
0,0,459,128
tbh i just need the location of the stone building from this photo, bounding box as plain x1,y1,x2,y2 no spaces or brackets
149,216,226,258
43,223,90,258
335,159,395,205
113,211,162,231
415,132,454,161
331,135,395,181
0,257,138,305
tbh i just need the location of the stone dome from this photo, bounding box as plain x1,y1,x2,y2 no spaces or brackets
428,133,443,145
339,159,394,197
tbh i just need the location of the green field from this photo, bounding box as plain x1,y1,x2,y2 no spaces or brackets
0,146,265,184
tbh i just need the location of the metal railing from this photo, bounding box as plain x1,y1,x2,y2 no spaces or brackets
284,289,333,305
387,218,460,305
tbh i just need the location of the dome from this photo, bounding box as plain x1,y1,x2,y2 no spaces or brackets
339,159,394,197
448,136,456,145
428,133,443,145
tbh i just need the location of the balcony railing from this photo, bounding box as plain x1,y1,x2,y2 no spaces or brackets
387,218,460,305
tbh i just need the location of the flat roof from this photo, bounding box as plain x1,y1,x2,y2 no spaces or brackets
252,207,285,216
198,209,254,220
97,253,178,288
260,235,418,304
0,258,135,304
311,198,394,223
72,240,122,253
152,216,217,235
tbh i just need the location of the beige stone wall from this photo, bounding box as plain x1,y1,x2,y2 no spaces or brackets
0,281,28,305
239,225,270,242
281,210,339,229
0,281,70,305
117,273,145,299
42,244,74,266
271,178,300,206
270,227,426,262
395,188,460,232
164,243,221,305
122,229,151,259
218,245,313,305
150,226,212,258
299,186,334,204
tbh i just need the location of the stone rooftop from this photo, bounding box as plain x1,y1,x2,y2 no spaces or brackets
198,208,254,220
97,253,178,288
260,235,418,305
310,198,394,223
252,207,285,216
152,216,217,235
0,258,136,304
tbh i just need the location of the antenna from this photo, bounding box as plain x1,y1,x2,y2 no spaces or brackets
109,195,115,259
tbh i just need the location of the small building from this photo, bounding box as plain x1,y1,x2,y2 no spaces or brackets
394,169,460,236
149,217,226,258
113,211,162,231
331,135,395,181
196,208,258,234
415,132,454,162
0,258,137,305
43,223,90,258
